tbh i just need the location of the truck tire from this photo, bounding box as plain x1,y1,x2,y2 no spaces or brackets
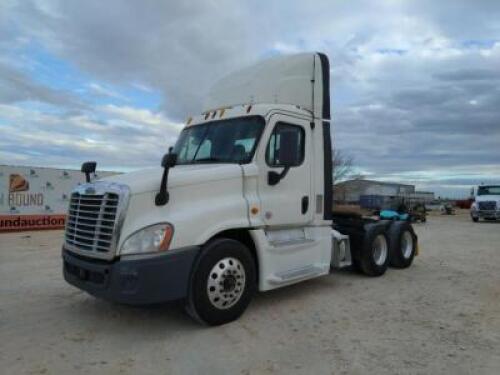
186,238,256,326
359,223,389,277
388,221,417,268
471,216,479,222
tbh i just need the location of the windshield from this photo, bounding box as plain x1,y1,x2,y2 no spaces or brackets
477,186,500,196
173,116,265,165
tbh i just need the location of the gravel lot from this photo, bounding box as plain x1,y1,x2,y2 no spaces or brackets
1,212,499,375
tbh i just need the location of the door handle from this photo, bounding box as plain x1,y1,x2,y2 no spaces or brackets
301,196,309,214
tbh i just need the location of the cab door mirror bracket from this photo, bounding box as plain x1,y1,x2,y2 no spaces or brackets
268,167,290,186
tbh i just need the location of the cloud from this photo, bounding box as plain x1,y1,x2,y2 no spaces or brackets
0,61,83,108
87,83,127,101
3,0,260,119
435,68,500,81
0,102,182,169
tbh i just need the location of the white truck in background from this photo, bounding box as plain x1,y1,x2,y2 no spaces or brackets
62,53,418,325
470,185,500,222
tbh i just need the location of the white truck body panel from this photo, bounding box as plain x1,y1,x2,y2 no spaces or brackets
110,164,250,251
108,103,334,290
473,194,500,206
254,113,314,226
204,53,329,120
63,53,342,311
250,226,332,291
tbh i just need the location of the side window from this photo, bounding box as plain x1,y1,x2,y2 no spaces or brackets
266,122,305,167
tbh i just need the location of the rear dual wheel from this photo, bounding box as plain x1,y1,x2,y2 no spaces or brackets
355,221,417,276
357,223,390,277
388,221,417,268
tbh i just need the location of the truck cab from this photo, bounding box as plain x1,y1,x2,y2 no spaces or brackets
62,53,418,325
470,185,500,222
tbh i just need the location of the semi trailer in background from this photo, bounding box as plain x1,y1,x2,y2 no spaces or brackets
62,53,418,325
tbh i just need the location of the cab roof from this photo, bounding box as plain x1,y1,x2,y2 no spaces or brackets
203,53,330,121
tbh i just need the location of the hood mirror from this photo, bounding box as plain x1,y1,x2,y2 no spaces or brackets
162,152,177,168
81,161,97,183
156,148,177,206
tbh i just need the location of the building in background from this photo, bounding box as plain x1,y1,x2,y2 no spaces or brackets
0,165,118,232
333,179,435,207
334,179,415,203
411,191,435,203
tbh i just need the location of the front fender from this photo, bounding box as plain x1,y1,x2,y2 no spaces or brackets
118,176,249,252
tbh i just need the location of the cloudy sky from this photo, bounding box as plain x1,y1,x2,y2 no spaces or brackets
1,0,499,197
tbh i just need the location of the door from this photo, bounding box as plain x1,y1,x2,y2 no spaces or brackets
256,114,313,227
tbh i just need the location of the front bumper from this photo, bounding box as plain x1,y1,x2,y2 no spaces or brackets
63,246,200,305
472,210,500,219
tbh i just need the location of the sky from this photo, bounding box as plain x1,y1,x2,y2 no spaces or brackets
1,0,499,198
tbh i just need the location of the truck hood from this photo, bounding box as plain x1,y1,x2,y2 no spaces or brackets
475,195,500,203
101,164,243,194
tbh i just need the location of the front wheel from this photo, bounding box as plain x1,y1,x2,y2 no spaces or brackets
471,215,479,222
186,238,256,326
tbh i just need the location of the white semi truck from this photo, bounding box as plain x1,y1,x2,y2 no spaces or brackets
63,53,418,325
470,185,500,222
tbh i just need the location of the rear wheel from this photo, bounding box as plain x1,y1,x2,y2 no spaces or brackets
186,238,256,326
359,223,389,277
388,221,417,268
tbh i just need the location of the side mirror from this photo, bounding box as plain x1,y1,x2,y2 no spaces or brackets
81,161,97,183
161,153,177,168
277,129,299,167
268,130,299,186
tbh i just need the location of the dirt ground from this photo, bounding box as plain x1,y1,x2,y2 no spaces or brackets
1,211,499,375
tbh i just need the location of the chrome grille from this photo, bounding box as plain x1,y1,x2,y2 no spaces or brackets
478,201,496,211
65,192,119,255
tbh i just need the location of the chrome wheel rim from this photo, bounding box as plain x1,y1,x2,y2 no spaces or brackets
401,231,413,259
207,257,246,310
373,234,388,266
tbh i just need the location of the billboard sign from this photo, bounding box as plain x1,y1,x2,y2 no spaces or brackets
0,165,117,232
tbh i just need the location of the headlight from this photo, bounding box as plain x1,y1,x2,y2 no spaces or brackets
120,223,173,255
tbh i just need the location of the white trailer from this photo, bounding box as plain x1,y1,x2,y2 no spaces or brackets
62,53,418,325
